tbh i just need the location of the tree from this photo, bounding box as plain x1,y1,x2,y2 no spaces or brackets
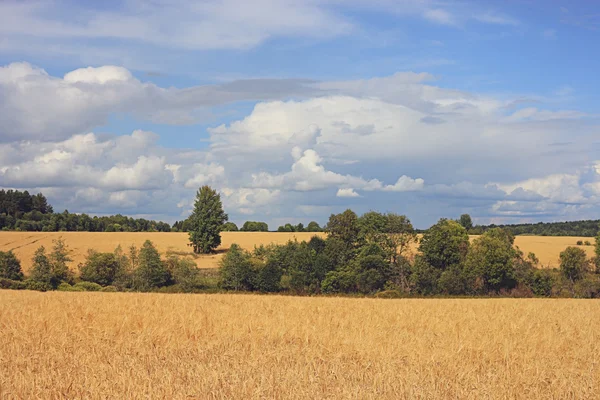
306,221,322,232
0,251,23,281
30,246,53,286
595,232,600,273
419,219,469,271
134,240,171,290
560,246,589,282
464,228,516,293
219,244,255,291
79,250,120,286
222,222,239,232
459,214,473,231
49,237,73,285
325,209,359,247
241,221,268,232
188,186,228,254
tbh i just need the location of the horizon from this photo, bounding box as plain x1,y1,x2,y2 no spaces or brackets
1,1,600,229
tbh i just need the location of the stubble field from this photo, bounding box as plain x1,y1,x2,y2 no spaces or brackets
0,231,594,273
0,291,599,399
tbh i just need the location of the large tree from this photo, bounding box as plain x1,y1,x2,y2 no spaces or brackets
188,186,228,254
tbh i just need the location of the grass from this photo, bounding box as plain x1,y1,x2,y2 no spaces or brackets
1,291,599,399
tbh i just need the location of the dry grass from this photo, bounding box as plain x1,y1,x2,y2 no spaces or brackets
0,231,594,273
0,291,599,399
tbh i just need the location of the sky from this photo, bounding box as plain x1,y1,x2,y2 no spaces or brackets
1,0,600,229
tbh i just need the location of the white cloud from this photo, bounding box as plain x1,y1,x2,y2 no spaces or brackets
382,176,425,192
337,188,360,197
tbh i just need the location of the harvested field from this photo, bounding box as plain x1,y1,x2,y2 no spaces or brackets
0,232,594,273
0,291,599,399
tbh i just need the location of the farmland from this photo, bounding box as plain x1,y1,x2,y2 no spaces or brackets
1,291,599,399
0,231,594,273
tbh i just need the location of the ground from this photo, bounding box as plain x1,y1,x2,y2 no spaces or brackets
0,231,595,273
0,291,598,399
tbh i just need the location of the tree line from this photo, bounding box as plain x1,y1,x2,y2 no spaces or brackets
0,190,171,232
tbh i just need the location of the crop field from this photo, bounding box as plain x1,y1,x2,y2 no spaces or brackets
0,291,599,399
0,231,594,273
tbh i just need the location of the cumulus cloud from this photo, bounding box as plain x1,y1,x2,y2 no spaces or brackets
337,188,360,198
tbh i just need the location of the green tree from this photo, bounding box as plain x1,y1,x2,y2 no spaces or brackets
325,209,359,248
306,221,322,232
49,237,73,285
29,246,53,286
0,251,23,281
560,246,589,282
134,240,171,290
419,219,469,271
595,232,600,272
219,244,255,291
79,250,120,286
165,255,200,292
222,222,239,232
464,228,517,293
459,214,473,231
188,186,228,254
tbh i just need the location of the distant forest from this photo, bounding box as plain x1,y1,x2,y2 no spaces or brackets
2,189,600,235
0,190,171,232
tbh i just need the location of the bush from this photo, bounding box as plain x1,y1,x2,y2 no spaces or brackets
530,269,554,297
585,241,591,246
0,278,26,290
133,240,171,290
100,285,118,292
219,244,256,291
73,281,102,291
165,255,201,292
57,282,84,292
79,250,121,286
560,246,589,282
576,240,583,246
24,279,52,292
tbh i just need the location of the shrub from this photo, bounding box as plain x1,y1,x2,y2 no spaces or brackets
530,269,554,297
584,241,591,246
254,260,283,292
165,255,201,292
24,279,52,292
0,278,26,290
100,285,118,292
419,219,469,271
576,240,583,246
73,281,102,292
57,282,84,292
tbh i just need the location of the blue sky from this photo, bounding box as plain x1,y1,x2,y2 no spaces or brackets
1,0,600,229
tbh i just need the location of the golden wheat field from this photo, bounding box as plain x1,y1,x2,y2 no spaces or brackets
0,231,594,273
0,291,599,399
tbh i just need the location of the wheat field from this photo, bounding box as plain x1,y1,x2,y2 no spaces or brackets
0,231,594,273
0,291,598,399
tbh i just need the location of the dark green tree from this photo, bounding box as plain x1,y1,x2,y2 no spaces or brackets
219,244,255,291
0,251,24,281
306,221,322,232
79,250,120,286
188,186,228,254
29,246,53,286
459,214,473,231
222,222,239,232
325,209,359,248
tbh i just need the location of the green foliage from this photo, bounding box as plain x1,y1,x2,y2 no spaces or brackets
73,281,103,291
24,279,52,292
219,244,255,291
134,240,171,290
57,282,83,292
240,221,269,232
49,237,74,286
458,214,473,231
374,290,404,299
0,278,26,290
79,250,120,286
530,269,554,297
325,209,360,248
576,240,583,246
560,246,589,282
464,228,517,293
419,219,469,271
306,221,322,232
100,285,118,292
29,246,53,286
276,222,306,232
222,222,239,232
254,260,283,292
188,186,228,254
0,250,23,281
165,255,201,292
409,255,441,295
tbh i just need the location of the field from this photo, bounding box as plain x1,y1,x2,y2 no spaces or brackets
1,291,599,399
0,231,594,273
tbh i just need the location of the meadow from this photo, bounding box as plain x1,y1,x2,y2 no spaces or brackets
0,231,594,273
0,291,598,399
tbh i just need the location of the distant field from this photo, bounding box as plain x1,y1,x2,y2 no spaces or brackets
0,231,594,273
1,291,598,399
